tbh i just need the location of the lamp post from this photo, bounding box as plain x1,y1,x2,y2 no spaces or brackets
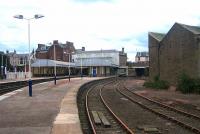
54,44,56,85
69,53,71,82
81,54,82,78
1,54,3,78
64,52,72,82
14,14,44,97
5,56,7,79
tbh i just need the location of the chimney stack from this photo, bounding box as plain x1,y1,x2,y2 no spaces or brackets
53,40,59,45
82,47,85,51
122,47,124,53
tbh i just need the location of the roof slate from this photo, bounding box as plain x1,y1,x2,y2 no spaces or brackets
149,32,165,41
178,23,200,34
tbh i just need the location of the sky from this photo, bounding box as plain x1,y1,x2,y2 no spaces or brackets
0,0,200,61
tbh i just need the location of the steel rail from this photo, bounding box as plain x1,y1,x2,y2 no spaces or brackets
117,81,200,134
99,81,135,134
125,86,200,121
0,76,74,95
85,84,98,134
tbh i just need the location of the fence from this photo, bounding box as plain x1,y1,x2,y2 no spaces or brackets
6,72,31,80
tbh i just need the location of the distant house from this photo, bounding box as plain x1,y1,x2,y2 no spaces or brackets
149,22,200,84
6,50,28,70
135,52,149,63
132,52,149,77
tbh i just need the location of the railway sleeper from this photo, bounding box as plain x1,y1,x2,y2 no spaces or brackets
91,111,111,127
98,111,111,127
91,111,101,125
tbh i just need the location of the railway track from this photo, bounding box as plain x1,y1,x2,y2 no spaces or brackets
117,80,200,134
0,76,72,95
78,78,134,134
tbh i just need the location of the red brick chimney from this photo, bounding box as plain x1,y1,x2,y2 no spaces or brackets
53,40,59,44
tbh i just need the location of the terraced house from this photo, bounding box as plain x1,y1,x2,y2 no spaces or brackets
149,22,200,84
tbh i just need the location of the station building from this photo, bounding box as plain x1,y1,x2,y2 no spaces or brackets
73,47,127,76
149,22,200,84
32,40,128,77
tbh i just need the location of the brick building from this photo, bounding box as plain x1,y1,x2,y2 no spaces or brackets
36,40,75,62
149,22,200,84
33,40,76,77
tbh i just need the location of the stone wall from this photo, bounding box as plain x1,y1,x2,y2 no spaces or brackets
159,23,199,84
149,23,200,84
148,34,160,81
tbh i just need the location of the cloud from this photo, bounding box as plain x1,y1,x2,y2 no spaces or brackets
0,0,200,61
72,0,114,4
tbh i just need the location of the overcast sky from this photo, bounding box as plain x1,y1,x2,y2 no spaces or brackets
0,0,200,61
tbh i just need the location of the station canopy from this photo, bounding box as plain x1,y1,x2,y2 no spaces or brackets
75,57,119,67
31,59,75,67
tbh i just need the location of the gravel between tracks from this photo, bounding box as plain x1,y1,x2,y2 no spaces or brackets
125,78,200,118
101,78,195,134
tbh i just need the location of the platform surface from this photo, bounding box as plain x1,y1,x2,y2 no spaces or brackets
0,77,101,134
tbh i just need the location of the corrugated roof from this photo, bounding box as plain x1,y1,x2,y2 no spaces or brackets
31,59,75,67
76,49,119,54
0,51,4,55
178,23,200,34
149,32,165,41
75,57,118,67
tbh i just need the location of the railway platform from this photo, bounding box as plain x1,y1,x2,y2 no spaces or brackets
0,77,102,134
0,77,52,84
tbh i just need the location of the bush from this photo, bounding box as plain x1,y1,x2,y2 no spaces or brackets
0,75,3,80
143,75,169,89
194,78,200,94
177,73,200,94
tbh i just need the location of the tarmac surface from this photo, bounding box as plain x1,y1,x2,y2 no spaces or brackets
0,77,101,134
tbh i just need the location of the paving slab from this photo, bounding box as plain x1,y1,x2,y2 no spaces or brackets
0,77,101,134
51,77,103,134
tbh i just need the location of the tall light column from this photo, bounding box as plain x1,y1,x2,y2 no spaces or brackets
28,19,31,81
24,57,26,79
68,53,71,82
81,55,82,78
54,44,56,85
1,54,3,78
14,14,44,97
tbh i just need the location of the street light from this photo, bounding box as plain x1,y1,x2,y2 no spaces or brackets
54,44,56,85
1,54,3,78
69,53,71,82
81,54,83,79
64,52,71,82
14,14,44,97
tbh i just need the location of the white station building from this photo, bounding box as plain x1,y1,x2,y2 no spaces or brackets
72,48,127,76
